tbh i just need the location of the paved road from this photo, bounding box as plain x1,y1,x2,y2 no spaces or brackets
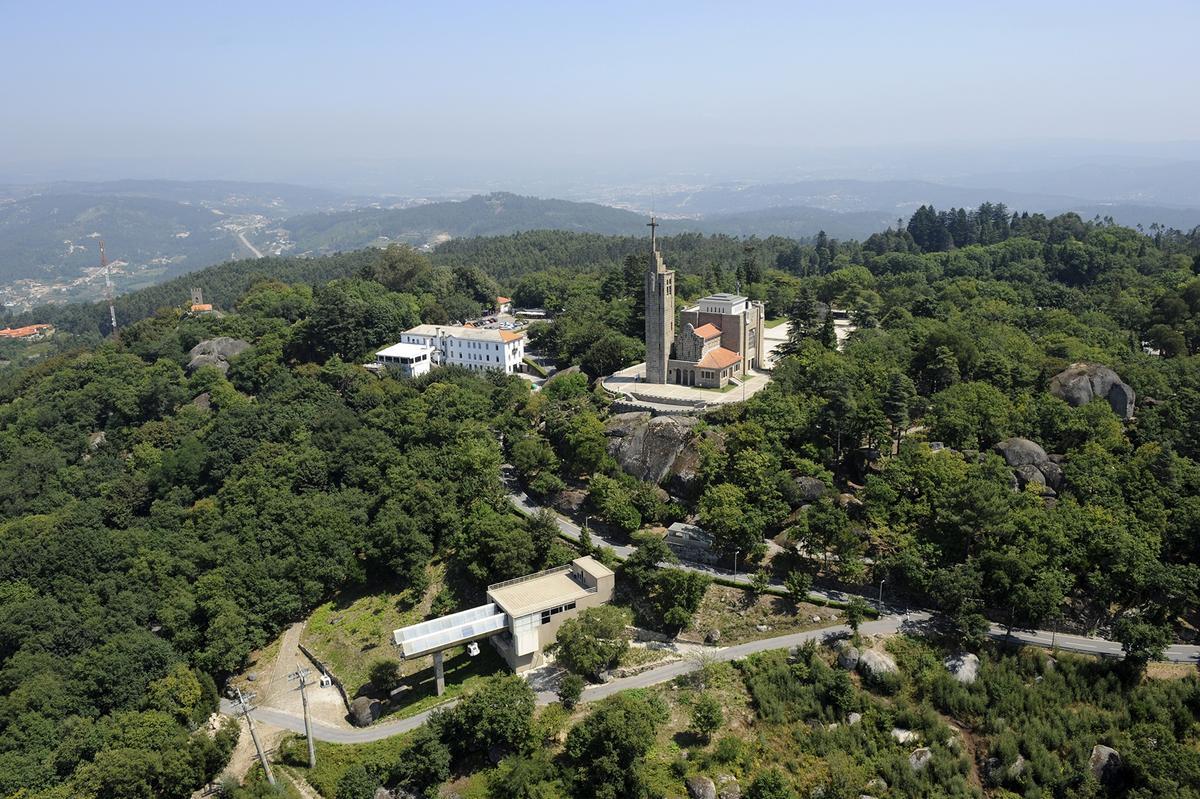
223,612,922,743
507,473,1200,666
225,601,1200,745
236,229,264,259
506,467,854,604
230,478,1199,745
219,697,445,743
991,624,1200,663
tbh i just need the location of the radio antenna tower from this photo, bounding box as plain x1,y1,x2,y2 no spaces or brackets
99,240,118,333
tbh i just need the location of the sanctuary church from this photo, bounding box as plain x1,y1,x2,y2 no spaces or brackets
643,218,765,389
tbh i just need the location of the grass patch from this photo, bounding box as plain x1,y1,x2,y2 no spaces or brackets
618,645,675,669
294,733,414,798
379,643,506,720
679,584,842,645
765,317,789,328
301,565,444,695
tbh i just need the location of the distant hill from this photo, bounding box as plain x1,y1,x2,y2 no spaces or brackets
682,206,895,240
0,178,353,216
0,193,239,283
283,192,656,252
5,249,379,336
1066,204,1200,232
632,179,1086,216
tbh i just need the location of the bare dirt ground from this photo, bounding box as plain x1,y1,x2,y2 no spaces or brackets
230,623,354,728
199,716,289,793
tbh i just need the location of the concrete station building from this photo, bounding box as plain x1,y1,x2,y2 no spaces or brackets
392,556,614,692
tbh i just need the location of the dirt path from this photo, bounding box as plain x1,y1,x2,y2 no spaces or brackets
244,622,350,728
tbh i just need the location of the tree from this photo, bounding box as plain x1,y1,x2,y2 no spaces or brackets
554,606,631,680
746,769,796,799
393,725,451,797
883,372,917,449
365,244,433,292
558,673,585,709
779,287,818,357
588,474,642,535
926,381,1013,450
145,663,205,727
1113,616,1172,675
369,659,402,692
564,692,667,799
621,532,677,591
750,569,771,596
698,483,763,556
450,674,536,756
689,692,723,741
580,332,643,379
845,596,869,636
784,570,813,607
818,311,837,349
336,763,379,799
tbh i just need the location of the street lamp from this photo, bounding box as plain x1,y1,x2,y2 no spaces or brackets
877,578,886,609
733,549,741,578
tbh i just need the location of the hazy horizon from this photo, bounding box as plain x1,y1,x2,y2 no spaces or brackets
3,1,1199,195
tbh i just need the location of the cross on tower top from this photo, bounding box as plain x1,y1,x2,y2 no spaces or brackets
647,215,659,251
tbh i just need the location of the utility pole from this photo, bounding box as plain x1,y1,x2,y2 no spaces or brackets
288,664,317,768
233,687,276,786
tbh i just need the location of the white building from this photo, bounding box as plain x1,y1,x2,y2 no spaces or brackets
374,341,434,378
399,324,526,375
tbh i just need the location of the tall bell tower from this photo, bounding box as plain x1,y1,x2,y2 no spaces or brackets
644,216,674,384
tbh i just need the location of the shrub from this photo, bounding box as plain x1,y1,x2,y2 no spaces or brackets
558,673,585,709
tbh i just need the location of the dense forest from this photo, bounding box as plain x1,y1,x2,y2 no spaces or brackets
1,204,1199,797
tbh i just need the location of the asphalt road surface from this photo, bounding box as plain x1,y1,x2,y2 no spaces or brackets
226,477,1199,745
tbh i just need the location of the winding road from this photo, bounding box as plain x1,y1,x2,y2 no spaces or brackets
225,478,1198,745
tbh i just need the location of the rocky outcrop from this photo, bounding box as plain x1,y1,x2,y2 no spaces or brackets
187,337,250,375
891,728,917,744
944,652,980,684
908,748,932,771
350,695,381,727
794,476,829,504
1089,744,1121,784
685,775,717,799
858,649,898,678
995,437,1048,467
716,775,740,799
1049,363,1135,420
994,437,1064,496
836,642,861,670
605,412,702,489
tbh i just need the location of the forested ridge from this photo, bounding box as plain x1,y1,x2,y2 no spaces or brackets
1,204,1199,798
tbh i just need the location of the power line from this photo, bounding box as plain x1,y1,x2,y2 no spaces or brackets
233,687,276,786
288,664,317,768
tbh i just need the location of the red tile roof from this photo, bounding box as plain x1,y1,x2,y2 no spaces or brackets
697,347,742,369
499,330,525,343
497,296,512,304
190,303,213,312
692,323,721,339
0,324,53,338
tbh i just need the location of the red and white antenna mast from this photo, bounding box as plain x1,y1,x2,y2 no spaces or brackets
99,240,117,332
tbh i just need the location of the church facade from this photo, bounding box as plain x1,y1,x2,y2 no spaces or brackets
643,219,766,389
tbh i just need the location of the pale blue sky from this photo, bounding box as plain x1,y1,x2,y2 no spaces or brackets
1,1,1197,188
